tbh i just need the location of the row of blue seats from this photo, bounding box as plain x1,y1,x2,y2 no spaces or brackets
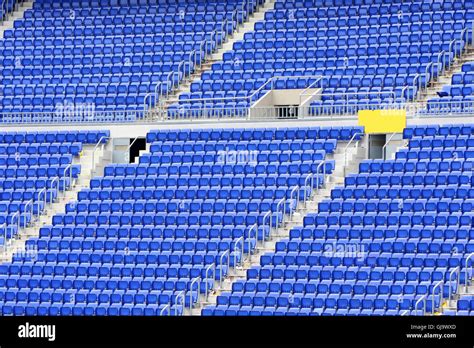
395,148,474,160
0,130,109,144
409,137,474,148
4,24,227,39
214,53,442,67
15,14,232,28
0,154,73,166
318,198,474,213
1,303,181,316
342,172,474,186
65,199,296,215
0,287,206,309
330,185,474,199
35,226,269,241
288,226,473,240
0,165,80,179
256,18,468,32
73,184,312,202
148,139,335,151
92,162,335,177
0,189,57,204
0,143,83,156
381,159,473,172
0,178,74,190
266,8,467,20
302,212,474,228
271,0,463,12
457,296,474,311
49,211,283,227
31,2,249,12
2,36,223,49
273,238,473,253
146,127,362,142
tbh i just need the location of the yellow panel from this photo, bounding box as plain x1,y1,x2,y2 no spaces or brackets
358,109,406,134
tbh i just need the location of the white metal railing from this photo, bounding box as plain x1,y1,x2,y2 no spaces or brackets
382,133,397,160
36,187,47,219
204,263,215,301
466,253,474,293
1,222,6,254
448,267,460,307
344,133,363,176
233,236,244,269
62,164,73,192
3,99,474,124
246,223,258,261
431,280,444,315
174,290,185,316
22,199,33,229
218,249,230,289
261,211,272,248
275,197,286,236
188,277,201,315
415,294,427,316
159,304,170,316
91,136,109,179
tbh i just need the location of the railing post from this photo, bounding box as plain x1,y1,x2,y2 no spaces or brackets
448,267,460,307
415,294,427,316
303,173,313,208
1,222,6,254
247,224,257,261
22,199,33,229
432,280,444,315
188,277,201,315
218,250,229,289
204,263,215,301
233,236,244,268
36,187,46,218
11,211,19,240
159,304,170,316
50,177,60,202
143,93,151,114
62,164,73,192
344,133,363,176
91,136,109,179
174,290,185,316
275,197,286,235
257,210,272,248
289,186,299,218
466,253,474,293
382,133,397,160
316,160,326,191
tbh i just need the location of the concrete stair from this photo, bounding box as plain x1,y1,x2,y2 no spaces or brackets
416,46,474,105
0,145,108,263
183,140,367,315
405,45,474,116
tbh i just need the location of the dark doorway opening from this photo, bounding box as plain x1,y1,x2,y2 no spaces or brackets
129,137,146,164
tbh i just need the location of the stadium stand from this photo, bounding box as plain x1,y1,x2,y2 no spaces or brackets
0,126,362,316
0,0,472,322
0,0,260,121
0,130,109,249
202,124,474,316
174,0,474,118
